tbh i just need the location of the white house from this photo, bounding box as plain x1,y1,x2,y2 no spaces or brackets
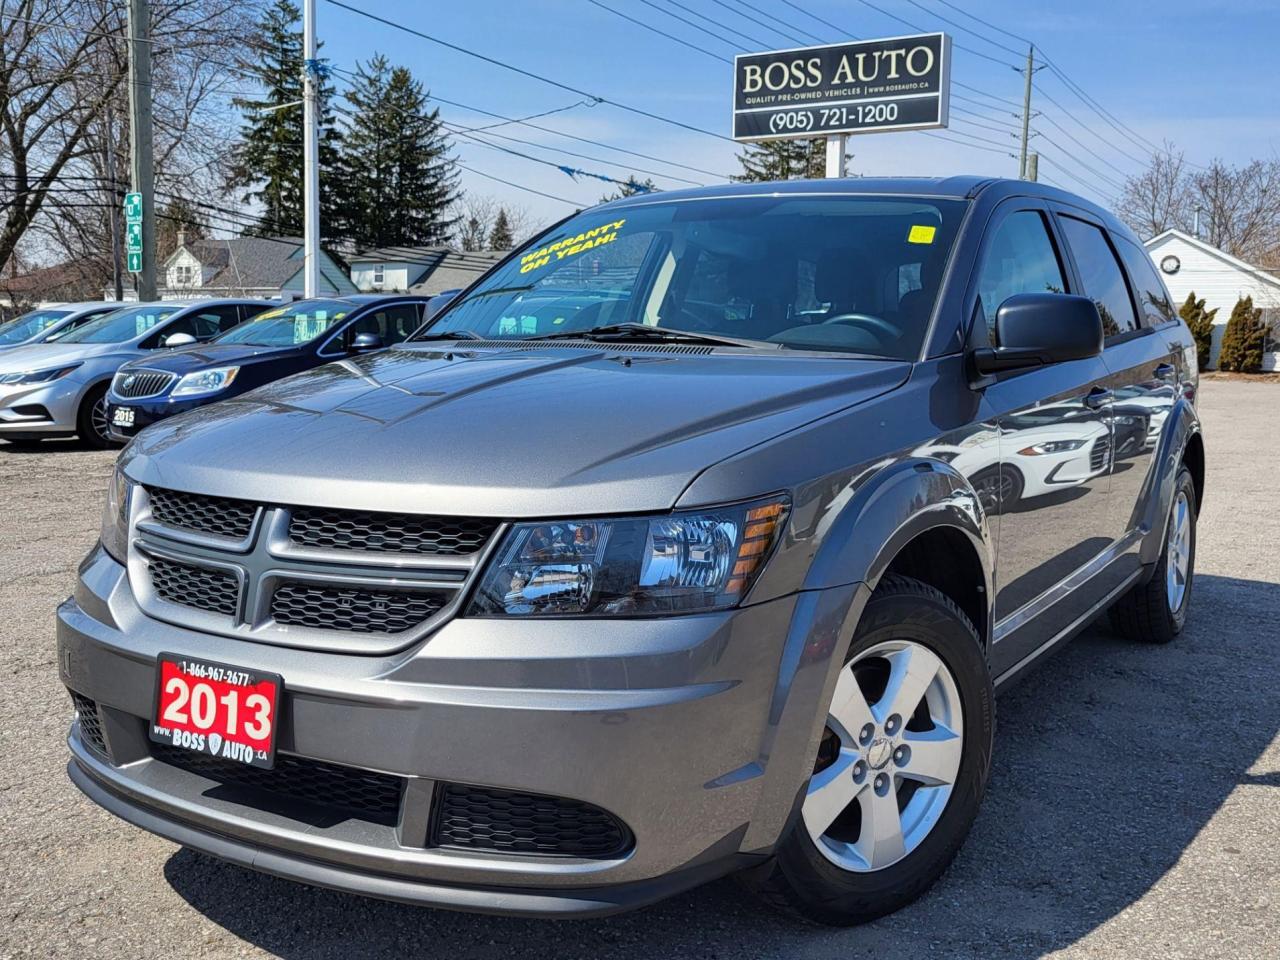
1145,229,1280,370
349,246,507,295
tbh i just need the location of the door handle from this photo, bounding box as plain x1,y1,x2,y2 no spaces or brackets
1084,387,1113,409
1154,362,1175,379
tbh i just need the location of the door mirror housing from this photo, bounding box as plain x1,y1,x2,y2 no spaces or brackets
164,332,197,348
349,331,383,353
971,293,1103,378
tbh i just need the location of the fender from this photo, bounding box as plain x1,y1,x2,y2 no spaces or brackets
1137,396,1202,570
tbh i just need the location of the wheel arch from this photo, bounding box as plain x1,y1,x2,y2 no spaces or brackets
1140,398,1203,567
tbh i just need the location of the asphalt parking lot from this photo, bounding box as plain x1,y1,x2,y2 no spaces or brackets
1,378,1276,960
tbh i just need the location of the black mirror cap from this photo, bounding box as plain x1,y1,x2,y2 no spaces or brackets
350,332,384,352
972,293,1103,376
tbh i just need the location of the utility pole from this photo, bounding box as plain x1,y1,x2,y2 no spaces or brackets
103,110,123,301
825,134,848,179
1018,44,1034,180
301,0,320,298
127,0,156,300
1027,152,1039,183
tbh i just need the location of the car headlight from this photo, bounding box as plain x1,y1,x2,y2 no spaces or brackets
170,366,240,398
0,363,81,385
1017,439,1088,455
100,465,134,562
468,497,789,617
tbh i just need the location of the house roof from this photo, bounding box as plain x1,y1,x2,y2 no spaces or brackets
1145,229,1280,292
348,245,452,265
166,236,306,291
407,249,508,296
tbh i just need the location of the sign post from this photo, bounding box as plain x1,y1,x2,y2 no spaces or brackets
732,33,952,179
124,192,143,275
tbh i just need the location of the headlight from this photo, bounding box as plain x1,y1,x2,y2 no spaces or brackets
0,363,81,385
1017,439,1087,455
170,366,240,398
468,497,789,617
100,465,134,562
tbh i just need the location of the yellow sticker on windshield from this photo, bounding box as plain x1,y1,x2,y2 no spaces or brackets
256,308,286,320
519,219,627,274
908,225,937,244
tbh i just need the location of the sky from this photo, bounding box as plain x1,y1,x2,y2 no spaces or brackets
312,0,1280,230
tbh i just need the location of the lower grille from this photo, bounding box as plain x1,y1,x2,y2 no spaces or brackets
271,582,446,634
150,743,405,827
70,692,108,757
434,783,631,858
149,556,240,617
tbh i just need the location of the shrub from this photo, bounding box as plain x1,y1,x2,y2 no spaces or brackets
1178,292,1218,371
1217,295,1267,372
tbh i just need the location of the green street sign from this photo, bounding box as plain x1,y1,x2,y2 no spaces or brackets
124,192,142,224
125,221,142,253
127,251,142,273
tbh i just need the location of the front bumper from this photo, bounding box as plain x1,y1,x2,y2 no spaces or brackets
0,377,83,435
60,545,863,916
105,394,207,441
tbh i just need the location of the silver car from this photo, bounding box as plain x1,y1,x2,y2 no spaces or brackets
0,301,119,351
0,298,271,449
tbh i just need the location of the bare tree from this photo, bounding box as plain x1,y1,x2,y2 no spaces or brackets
1116,143,1190,242
454,194,535,250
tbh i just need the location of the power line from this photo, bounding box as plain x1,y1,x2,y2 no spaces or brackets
720,0,821,46
1033,83,1148,168
653,0,773,50
1035,153,1118,205
583,0,731,62
1031,131,1126,192
900,0,1024,59
454,162,583,207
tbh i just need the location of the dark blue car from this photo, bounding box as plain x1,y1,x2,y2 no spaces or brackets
106,294,429,440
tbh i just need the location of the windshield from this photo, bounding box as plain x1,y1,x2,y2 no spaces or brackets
216,299,353,346
419,195,966,358
59,305,176,344
0,309,70,344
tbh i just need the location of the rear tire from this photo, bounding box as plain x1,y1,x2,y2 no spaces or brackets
743,575,994,925
76,384,119,450
1108,465,1196,644
971,464,1023,515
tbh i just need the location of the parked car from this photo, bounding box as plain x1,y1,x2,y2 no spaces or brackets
0,299,272,449
61,177,1203,925
105,295,429,442
0,302,120,351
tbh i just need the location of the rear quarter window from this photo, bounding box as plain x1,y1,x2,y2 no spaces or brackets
1114,235,1177,326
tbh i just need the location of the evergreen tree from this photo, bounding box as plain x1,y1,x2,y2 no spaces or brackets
459,215,486,252
488,208,514,250
599,176,657,203
1178,291,1218,371
338,54,459,249
733,139,829,182
227,0,344,239
1218,295,1267,372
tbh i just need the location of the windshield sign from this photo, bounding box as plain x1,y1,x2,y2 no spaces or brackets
0,309,70,344
216,300,351,347
420,195,965,358
59,306,176,344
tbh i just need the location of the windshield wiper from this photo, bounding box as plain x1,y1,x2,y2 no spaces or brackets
531,323,771,349
411,330,485,342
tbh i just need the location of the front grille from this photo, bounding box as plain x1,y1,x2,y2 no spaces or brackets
150,743,404,827
271,582,446,633
149,556,240,617
112,369,176,399
1090,435,1112,471
434,783,631,858
289,507,497,557
70,692,108,757
148,487,258,540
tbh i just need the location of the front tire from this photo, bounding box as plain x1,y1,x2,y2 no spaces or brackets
76,384,118,450
1108,465,1197,644
744,575,994,925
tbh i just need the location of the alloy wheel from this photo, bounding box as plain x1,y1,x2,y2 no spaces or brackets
1166,490,1192,613
803,639,964,873
90,394,112,444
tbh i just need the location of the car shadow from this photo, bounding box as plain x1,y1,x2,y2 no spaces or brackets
163,573,1280,959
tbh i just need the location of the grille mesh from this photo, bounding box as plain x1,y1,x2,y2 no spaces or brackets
1090,435,1113,471
434,783,631,858
148,488,257,540
289,507,496,557
112,369,176,399
271,582,446,633
70,692,108,757
150,743,404,826
150,556,240,617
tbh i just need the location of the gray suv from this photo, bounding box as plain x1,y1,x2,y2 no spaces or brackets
60,177,1203,925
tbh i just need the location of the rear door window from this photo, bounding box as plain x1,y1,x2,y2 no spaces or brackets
975,210,1068,343
343,303,422,346
1058,216,1141,339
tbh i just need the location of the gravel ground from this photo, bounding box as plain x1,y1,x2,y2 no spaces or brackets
1,379,1276,959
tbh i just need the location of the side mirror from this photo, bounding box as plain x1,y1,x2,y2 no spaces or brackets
349,331,383,353
971,293,1103,377
164,332,197,348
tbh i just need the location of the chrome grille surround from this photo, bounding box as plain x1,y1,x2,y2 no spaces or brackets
111,368,177,399
128,486,503,654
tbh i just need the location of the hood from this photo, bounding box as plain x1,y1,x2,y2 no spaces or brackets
0,340,123,372
120,341,293,376
123,344,910,517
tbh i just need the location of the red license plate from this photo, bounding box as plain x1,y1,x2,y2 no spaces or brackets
150,654,281,769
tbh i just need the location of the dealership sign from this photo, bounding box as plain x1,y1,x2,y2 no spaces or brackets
732,33,951,141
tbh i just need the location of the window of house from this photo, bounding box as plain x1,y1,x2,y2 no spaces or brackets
1058,216,1141,339
174,264,195,285
372,264,385,287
